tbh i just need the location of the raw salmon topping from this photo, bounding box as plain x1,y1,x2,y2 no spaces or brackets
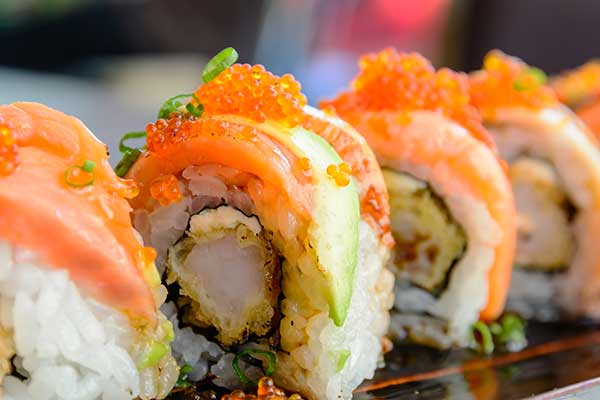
470,50,557,115
0,124,18,176
321,48,489,145
194,64,307,127
146,114,260,155
150,174,182,206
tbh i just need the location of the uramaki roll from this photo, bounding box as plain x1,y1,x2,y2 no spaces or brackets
470,51,600,321
321,49,516,348
0,102,176,399
126,64,392,399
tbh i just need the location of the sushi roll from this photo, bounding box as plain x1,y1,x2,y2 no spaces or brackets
320,48,516,349
122,54,392,399
552,60,600,141
469,50,600,321
0,103,177,399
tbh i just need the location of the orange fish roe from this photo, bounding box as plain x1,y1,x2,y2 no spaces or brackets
150,174,182,206
470,50,558,116
0,124,18,176
194,64,307,127
221,377,303,400
321,48,490,146
297,156,311,171
116,178,140,199
326,162,352,187
138,246,157,266
552,61,600,106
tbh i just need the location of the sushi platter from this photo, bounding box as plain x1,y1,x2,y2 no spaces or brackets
2,46,600,400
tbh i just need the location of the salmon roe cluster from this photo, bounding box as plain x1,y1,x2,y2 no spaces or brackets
150,174,182,206
321,48,489,144
470,50,558,115
326,162,352,187
552,60,600,106
194,64,307,127
221,377,303,400
0,124,18,176
146,114,259,155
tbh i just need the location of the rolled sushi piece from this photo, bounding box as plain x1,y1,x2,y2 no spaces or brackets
0,102,177,399
470,50,600,321
321,48,516,349
551,60,600,141
124,58,392,399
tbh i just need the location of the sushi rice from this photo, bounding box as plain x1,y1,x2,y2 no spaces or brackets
0,243,178,400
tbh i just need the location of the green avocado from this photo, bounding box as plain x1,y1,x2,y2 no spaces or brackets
289,126,360,326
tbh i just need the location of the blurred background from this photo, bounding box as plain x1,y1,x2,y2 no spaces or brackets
0,0,598,156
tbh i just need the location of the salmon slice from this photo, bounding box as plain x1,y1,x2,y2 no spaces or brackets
0,102,157,324
577,100,600,139
128,115,313,217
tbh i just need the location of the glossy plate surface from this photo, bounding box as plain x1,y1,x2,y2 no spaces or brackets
357,322,600,399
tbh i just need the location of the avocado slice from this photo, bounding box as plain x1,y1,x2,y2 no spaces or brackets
289,126,360,326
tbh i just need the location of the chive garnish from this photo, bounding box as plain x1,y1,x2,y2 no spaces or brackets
175,364,193,388
471,314,527,354
336,349,351,372
232,349,276,385
513,66,547,91
65,160,96,187
115,148,142,178
81,160,96,173
471,321,495,354
119,131,146,153
202,47,239,83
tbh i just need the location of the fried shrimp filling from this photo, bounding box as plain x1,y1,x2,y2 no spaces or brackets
384,169,466,293
140,164,285,348
510,157,574,270
167,207,280,346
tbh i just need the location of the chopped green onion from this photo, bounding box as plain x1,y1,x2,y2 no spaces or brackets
162,320,175,342
138,341,168,369
81,160,96,173
119,131,146,153
496,314,527,345
114,148,142,178
489,322,502,336
513,67,547,91
232,349,276,385
336,350,351,372
202,47,239,83
513,80,526,91
157,93,194,120
115,131,146,178
175,364,193,388
527,67,548,85
186,101,203,117
64,163,95,188
471,321,494,355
